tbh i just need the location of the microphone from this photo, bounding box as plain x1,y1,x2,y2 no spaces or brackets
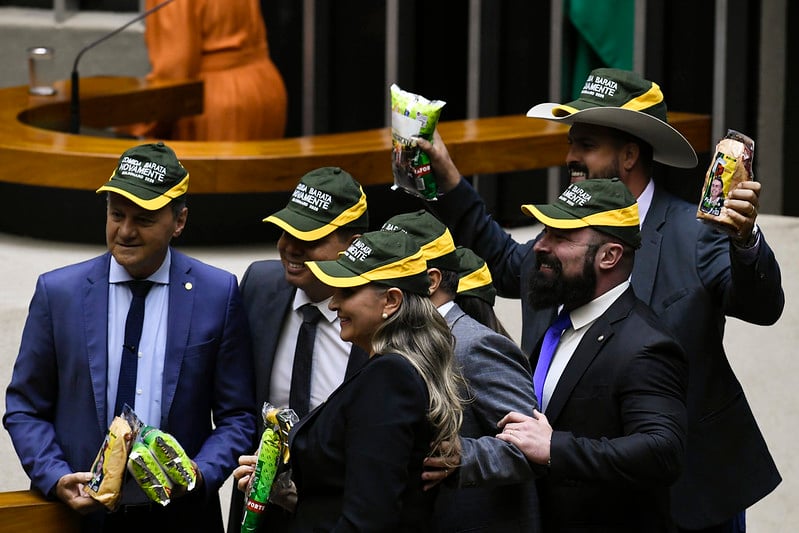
69,0,175,134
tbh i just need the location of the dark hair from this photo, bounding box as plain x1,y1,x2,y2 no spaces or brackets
454,294,513,339
438,269,460,297
613,128,654,175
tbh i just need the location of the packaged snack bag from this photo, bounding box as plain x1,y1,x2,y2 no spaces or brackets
141,426,196,491
85,414,135,510
696,129,755,233
390,84,446,200
241,404,299,533
127,440,173,506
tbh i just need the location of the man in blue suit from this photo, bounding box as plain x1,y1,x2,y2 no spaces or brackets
419,68,783,532
4,142,256,532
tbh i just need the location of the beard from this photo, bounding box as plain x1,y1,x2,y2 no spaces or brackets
568,159,621,182
526,247,598,311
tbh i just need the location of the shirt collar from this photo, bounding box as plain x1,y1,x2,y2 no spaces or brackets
567,281,630,332
292,289,336,323
636,178,655,225
109,249,171,284
436,300,456,317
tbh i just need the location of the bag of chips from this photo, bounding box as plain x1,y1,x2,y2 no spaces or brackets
390,83,446,200
141,426,196,491
241,404,299,533
86,408,138,510
696,129,755,233
127,440,173,506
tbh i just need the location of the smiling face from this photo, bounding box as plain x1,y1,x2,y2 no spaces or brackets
565,123,627,183
278,230,353,302
106,193,186,279
710,177,724,199
528,226,601,310
329,283,389,353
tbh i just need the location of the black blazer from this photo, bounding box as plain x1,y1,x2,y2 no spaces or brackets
288,352,437,532
434,180,783,529
536,287,687,531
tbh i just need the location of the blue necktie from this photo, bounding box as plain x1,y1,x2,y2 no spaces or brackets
533,310,572,408
289,304,324,418
114,280,154,417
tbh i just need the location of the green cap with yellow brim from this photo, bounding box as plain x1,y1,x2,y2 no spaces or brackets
380,210,459,271
95,142,189,210
455,247,496,305
306,230,431,295
264,166,368,241
520,178,641,248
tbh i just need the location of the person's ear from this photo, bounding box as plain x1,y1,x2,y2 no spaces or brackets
596,241,624,271
173,206,188,238
383,287,404,319
427,268,442,295
621,141,640,172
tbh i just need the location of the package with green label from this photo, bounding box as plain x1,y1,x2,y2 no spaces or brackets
390,83,446,200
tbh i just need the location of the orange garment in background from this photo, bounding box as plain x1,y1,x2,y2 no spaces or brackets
140,0,287,141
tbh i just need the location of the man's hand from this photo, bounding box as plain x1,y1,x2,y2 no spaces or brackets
724,180,761,246
496,410,553,466
233,454,257,493
421,439,460,491
415,131,462,193
55,472,102,515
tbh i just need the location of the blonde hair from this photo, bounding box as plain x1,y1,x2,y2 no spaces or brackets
371,290,464,466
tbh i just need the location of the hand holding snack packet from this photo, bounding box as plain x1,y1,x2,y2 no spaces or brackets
85,405,140,510
390,83,446,200
696,129,756,236
241,403,299,533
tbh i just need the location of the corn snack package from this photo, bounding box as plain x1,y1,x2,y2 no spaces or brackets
390,83,446,200
85,405,141,510
696,129,755,233
141,425,197,491
241,404,299,533
127,440,173,506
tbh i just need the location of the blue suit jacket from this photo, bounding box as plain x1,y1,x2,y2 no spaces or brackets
4,249,257,528
433,179,783,528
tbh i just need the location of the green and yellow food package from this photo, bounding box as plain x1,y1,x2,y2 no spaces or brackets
241,404,299,533
141,426,196,491
390,83,446,200
127,441,172,506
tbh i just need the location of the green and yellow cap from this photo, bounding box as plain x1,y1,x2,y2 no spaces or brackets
455,247,496,305
380,210,459,271
96,142,189,210
264,167,368,241
526,68,697,169
306,230,431,295
521,178,641,248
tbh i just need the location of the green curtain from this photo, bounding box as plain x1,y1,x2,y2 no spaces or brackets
565,0,634,100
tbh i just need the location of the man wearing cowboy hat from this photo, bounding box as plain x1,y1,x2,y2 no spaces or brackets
417,68,783,532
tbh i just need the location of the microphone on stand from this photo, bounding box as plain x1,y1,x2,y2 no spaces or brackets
69,0,175,134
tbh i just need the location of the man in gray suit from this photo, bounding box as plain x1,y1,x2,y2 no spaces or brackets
418,68,783,532
229,167,370,528
381,210,541,532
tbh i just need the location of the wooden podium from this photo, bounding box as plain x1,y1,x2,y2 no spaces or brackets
0,76,711,244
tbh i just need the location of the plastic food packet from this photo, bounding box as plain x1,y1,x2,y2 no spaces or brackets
696,129,755,233
127,440,173,506
141,425,196,491
241,404,299,533
390,83,446,200
86,406,140,510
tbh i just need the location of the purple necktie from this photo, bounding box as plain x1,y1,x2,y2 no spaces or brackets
533,310,572,407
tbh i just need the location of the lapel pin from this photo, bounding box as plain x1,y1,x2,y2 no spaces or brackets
184,282,193,291
597,335,605,342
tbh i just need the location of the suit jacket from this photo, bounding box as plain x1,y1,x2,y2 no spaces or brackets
539,287,687,531
229,260,369,530
288,352,437,532
433,304,541,532
433,179,783,528
3,249,257,531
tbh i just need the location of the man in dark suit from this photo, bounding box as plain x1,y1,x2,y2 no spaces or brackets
229,167,370,527
419,68,783,532
494,177,688,530
3,142,257,532
381,210,540,532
